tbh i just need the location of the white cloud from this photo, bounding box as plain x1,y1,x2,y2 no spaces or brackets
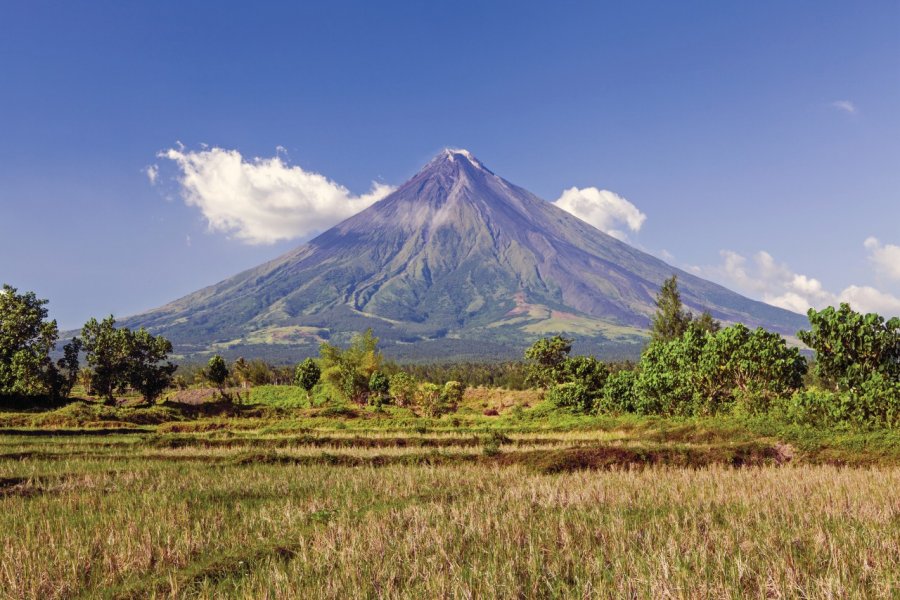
700,249,900,317
830,100,857,114
159,146,394,245
864,237,900,281
144,164,159,184
553,187,646,241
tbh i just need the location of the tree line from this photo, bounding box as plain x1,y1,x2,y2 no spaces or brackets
197,329,467,416
0,285,176,405
3,277,898,427
528,276,900,428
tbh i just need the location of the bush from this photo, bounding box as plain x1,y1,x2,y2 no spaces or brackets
416,383,444,417
782,377,900,429
547,381,595,413
634,329,706,416
388,372,417,407
799,303,900,391
597,370,638,414
440,381,465,412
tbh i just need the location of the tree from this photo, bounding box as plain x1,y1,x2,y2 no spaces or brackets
82,317,176,405
389,372,417,407
691,311,721,335
294,358,321,398
597,369,638,414
548,381,594,413
206,355,229,389
368,371,389,407
697,324,806,412
416,382,443,417
440,380,466,412
232,357,250,389
650,276,693,342
81,316,131,404
126,328,177,405
634,327,708,416
0,285,60,396
524,335,573,387
48,337,83,399
798,304,900,392
320,329,382,404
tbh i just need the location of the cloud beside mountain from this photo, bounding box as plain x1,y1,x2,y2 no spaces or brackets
551,187,646,241
696,247,900,317
156,146,394,244
156,145,646,245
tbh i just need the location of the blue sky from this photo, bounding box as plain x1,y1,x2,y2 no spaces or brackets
1,1,898,328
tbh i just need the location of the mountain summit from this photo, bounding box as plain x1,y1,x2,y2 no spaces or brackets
128,150,806,361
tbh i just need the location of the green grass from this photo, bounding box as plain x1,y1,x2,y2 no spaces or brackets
246,385,311,409
2,389,900,598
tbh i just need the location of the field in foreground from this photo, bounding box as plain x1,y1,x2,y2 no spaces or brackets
1,393,899,599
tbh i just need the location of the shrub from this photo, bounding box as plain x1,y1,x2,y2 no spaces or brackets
781,376,900,430
368,371,389,408
634,329,706,416
547,381,594,413
597,369,638,414
294,358,321,393
798,303,900,392
388,372,417,407
416,383,444,417
440,381,465,412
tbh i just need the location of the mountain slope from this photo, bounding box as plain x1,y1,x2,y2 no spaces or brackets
127,150,806,361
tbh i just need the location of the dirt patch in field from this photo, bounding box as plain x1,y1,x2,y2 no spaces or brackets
499,443,782,473
0,427,149,437
225,442,783,472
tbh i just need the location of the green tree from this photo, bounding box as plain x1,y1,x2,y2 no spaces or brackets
547,355,609,413
440,380,466,412
691,311,721,335
48,337,83,399
798,304,900,392
416,382,443,417
294,358,321,397
650,276,693,342
319,329,382,404
81,316,131,404
597,369,638,414
368,370,389,407
524,335,573,387
0,285,60,396
696,324,806,413
82,317,176,405
548,381,594,413
634,328,708,415
388,372,417,407
126,328,177,405
206,355,229,389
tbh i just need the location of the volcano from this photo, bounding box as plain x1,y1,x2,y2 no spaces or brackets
126,150,806,361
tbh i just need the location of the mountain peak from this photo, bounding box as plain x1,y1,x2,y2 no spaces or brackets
425,148,490,173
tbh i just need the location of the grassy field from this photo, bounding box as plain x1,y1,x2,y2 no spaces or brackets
1,389,899,599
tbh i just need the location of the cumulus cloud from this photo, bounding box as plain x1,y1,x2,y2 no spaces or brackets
700,249,900,317
864,237,900,281
159,146,394,244
144,164,159,184
553,187,646,241
831,100,857,114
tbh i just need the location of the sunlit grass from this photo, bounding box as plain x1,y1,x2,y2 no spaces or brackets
1,393,899,598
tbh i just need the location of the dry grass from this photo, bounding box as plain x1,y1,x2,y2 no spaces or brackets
1,429,898,599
